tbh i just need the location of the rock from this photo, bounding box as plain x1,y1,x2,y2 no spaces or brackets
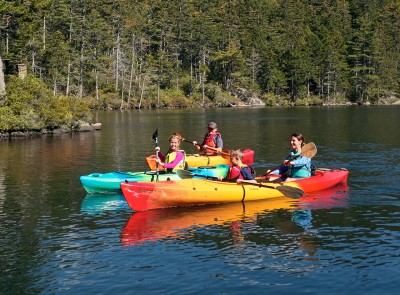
92,123,102,130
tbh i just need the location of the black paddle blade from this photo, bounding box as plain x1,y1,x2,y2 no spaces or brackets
275,185,304,199
152,129,158,141
176,170,194,179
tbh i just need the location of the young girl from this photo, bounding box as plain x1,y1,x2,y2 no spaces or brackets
155,134,186,173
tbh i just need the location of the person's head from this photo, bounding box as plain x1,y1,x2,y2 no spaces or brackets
168,134,181,151
207,122,218,133
230,149,244,165
290,133,305,150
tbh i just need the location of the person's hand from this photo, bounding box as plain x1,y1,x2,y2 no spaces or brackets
202,144,209,150
283,160,290,166
217,176,224,181
193,141,198,146
155,158,163,166
265,169,271,175
155,146,160,152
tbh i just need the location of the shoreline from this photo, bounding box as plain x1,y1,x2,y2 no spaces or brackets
0,123,102,140
2,101,400,139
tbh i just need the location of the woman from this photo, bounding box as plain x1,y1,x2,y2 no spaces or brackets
155,134,186,173
268,133,311,181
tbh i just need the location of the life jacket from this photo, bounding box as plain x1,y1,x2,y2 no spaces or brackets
203,132,221,155
226,164,255,181
286,150,311,178
165,150,186,173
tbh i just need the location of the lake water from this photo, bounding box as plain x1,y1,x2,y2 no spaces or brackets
0,106,399,294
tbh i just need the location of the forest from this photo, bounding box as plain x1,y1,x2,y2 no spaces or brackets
0,0,400,132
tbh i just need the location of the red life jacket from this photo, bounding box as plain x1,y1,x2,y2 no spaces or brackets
226,164,253,181
203,132,221,155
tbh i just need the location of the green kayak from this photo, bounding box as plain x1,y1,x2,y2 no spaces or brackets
80,164,230,194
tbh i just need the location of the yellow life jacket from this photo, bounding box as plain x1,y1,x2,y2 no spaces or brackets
165,150,186,172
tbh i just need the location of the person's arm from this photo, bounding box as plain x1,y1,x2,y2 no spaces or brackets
240,168,255,180
215,134,223,149
291,156,310,167
194,134,207,152
163,151,184,169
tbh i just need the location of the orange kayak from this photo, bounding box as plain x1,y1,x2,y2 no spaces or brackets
145,148,254,171
120,168,349,211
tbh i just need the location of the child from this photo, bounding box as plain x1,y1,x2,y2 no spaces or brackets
218,149,256,183
155,134,186,173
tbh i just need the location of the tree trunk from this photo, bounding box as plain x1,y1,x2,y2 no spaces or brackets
66,62,71,96
120,69,125,109
138,75,147,109
53,78,57,96
95,68,99,100
0,56,6,96
115,30,120,92
43,17,46,50
128,34,136,104
79,8,86,98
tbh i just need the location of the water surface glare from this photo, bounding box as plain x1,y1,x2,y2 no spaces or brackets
0,106,399,294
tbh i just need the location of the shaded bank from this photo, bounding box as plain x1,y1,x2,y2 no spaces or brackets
0,123,102,140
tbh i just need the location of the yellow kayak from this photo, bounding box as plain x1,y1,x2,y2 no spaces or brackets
145,148,254,171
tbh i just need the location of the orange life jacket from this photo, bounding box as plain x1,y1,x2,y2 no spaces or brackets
203,132,221,155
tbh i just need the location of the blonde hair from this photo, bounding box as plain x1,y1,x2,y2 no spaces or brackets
169,134,181,143
230,149,243,160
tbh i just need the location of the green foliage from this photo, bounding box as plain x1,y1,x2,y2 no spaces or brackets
2,0,400,111
0,75,92,131
262,93,293,106
294,96,324,106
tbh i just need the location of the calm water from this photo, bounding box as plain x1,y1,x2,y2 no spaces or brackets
0,106,399,294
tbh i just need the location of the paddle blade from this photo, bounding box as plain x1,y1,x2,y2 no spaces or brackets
152,129,158,141
176,170,194,179
301,142,317,159
275,185,304,199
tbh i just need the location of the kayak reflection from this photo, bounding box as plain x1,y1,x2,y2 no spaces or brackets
121,183,349,246
80,193,129,214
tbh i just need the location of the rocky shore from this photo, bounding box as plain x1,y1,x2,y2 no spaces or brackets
0,123,102,140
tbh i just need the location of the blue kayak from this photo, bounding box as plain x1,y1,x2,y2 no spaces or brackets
80,164,230,194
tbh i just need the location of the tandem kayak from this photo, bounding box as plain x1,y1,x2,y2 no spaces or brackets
121,182,349,245
120,168,349,211
80,164,230,194
145,148,255,171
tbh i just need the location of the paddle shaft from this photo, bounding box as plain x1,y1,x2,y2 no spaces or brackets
179,136,230,156
176,170,304,199
153,129,160,181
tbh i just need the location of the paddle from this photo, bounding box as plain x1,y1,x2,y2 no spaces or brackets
173,132,230,157
152,129,159,181
263,142,317,176
176,170,304,199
